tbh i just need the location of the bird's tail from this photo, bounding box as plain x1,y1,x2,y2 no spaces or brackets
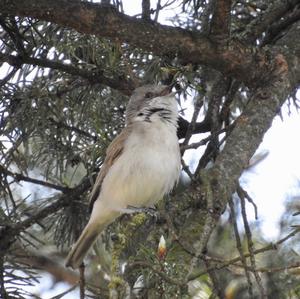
65,222,103,269
65,203,119,269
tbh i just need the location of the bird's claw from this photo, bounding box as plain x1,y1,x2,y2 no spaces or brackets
126,205,157,216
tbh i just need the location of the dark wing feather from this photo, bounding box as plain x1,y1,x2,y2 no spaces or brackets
88,126,132,212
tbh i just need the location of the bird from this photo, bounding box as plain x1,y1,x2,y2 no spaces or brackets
65,85,181,269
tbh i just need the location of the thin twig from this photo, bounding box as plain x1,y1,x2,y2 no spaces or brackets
180,125,233,151
187,228,300,281
181,158,195,181
2,174,17,209
238,184,258,220
0,52,135,95
229,198,254,297
50,285,78,299
240,194,267,298
0,67,20,88
48,117,98,142
180,95,203,156
0,164,70,193
127,261,184,287
230,261,300,274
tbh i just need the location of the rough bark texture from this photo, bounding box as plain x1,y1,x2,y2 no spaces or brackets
1,0,298,88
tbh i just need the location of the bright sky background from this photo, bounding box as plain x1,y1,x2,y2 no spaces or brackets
1,1,300,298
180,93,300,240
241,101,300,238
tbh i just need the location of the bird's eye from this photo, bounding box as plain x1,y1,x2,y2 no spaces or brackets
137,112,144,116
145,92,154,99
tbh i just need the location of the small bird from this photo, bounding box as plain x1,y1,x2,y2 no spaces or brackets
65,85,181,269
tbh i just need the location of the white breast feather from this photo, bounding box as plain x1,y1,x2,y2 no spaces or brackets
100,120,180,211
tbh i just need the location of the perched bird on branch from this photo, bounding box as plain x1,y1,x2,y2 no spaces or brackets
66,85,181,269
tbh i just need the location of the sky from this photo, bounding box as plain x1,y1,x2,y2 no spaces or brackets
241,101,300,238
180,93,300,240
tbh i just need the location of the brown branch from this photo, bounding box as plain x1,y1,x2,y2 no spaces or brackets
0,52,136,95
184,53,292,282
240,194,267,298
187,228,300,281
220,79,241,125
194,76,232,170
261,7,300,46
243,0,300,42
181,158,194,181
210,257,300,275
0,176,92,253
208,53,290,214
0,164,70,192
253,262,300,274
229,198,254,298
180,125,234,152
210,0,232,41
48,117,98,142
0,0,291,88
142,0,151,21
177,116,211,139
180,95,203,155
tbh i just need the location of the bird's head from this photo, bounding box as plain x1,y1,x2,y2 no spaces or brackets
126,85,178,127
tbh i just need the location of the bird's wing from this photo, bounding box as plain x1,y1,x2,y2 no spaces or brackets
88,125,132,212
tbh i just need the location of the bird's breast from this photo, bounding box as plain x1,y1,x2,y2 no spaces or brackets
100,122,180,210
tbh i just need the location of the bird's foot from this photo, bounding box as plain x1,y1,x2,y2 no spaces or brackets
126,205,157,216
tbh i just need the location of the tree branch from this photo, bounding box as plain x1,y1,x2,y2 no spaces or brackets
207,53,291,213
210,0,232,41
243,0,300,42
0,52,136,95
187,227,300,281
261,7,300,46
183,53,292,273
0,0,293,88
0,176,91,253
229,198,254,297
0,164,70,192
177,116,211,139
142,0,151,21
